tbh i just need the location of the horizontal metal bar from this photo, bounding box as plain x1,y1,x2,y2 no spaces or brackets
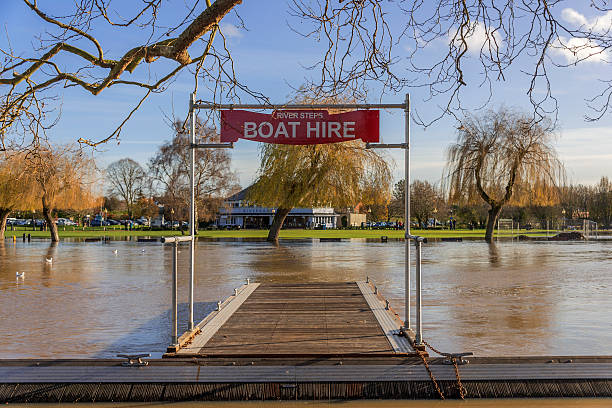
366,143,407,149
193,102,406,110
161,236,193,243
406,234,427,243
190,143,233,149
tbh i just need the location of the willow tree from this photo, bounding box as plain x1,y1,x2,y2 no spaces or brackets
249,141,391,242
0,152,37,237
28,147,99,241
445,108,564,242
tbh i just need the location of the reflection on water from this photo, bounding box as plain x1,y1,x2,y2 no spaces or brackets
0,238,611,358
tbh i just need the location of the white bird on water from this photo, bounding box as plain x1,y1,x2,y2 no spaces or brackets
16,272,25,279
45,257,53,264
113,249,118,255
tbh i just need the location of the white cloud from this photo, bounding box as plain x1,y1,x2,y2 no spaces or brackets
552,8,612,64
220,23,243,39
450,22,503,55
561,8,589,27
561,8,612,33
551,36,608,64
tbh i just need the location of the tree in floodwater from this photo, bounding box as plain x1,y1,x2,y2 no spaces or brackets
445,108,564,242
249,140,391,242
0,152,37,237
28,146,99,241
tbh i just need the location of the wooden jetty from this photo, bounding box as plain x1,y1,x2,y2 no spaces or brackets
2,281,612,402
167,282,414,357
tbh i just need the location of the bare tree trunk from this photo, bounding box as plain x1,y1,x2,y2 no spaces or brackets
267,208,292,242
194,207,199,234
484,205,502,243
42,196,59,242
0,208,10,239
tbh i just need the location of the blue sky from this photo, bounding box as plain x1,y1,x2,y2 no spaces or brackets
2,1,612,188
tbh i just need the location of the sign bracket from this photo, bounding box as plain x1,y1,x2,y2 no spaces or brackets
191,142,234,149
366,143,407,149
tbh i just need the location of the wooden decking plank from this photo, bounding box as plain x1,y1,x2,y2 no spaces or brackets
176,283,260,355
181,282,396,356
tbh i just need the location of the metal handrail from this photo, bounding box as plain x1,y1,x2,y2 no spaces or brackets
161,235,193,345
407,234,425,346
161,236,193,243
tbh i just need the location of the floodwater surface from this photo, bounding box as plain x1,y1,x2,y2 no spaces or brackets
0,238,611,358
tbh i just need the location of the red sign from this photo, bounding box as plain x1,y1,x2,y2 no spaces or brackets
220,110,379,145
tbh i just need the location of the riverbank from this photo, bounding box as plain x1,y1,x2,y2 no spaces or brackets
2,227,557,240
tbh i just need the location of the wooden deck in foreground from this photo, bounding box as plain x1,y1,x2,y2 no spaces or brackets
167,282,414,357
2,281,612,401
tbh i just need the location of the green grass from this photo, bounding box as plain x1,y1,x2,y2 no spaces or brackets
196,228,554,239
3,225,557,240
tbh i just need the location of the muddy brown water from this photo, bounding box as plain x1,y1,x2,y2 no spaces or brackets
0,238,611,358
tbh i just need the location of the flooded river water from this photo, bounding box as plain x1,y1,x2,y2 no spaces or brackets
0,238,611,358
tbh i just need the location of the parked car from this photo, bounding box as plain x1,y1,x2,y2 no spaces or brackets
136,217,150,226
56,218,77,226
106,219,120,226
223,224,241,230
90,215,107,227
164,221,181,228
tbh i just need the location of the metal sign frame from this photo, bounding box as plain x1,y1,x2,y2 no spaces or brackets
181,93,422,344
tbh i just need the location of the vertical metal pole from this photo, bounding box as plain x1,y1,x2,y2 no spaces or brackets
189,93,196,331
415,239,422,345
172,240,178,345
404,93,411,330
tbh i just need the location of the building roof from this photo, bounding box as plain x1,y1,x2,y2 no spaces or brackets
226,185,252,202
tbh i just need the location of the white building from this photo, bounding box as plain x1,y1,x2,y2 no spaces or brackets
217,187,337,229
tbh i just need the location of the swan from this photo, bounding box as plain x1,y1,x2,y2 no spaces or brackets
16,272,25,279
113,249,118,255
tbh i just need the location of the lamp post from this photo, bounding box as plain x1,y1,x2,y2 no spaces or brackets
32,210,35,231
171,208,175,231
432,207,437,229
561,209,566,230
